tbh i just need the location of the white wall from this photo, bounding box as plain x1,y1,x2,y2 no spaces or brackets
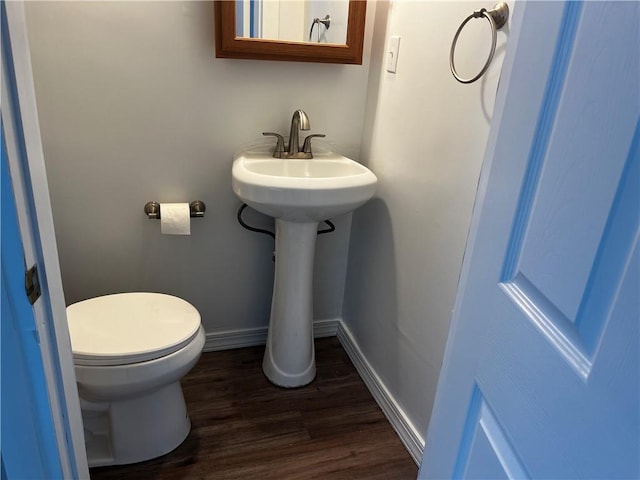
267,1,306,42
344,0,513,438
24,1,374,335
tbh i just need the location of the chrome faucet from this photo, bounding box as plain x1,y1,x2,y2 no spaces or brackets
287,109,310,156
263,109,325,159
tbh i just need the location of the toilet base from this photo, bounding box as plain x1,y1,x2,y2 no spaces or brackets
82,381,190,467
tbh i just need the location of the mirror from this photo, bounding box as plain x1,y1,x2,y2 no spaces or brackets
214,0,367,64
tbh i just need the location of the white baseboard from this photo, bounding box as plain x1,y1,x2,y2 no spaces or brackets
336,321,425,465
201,317,424,465
203,326,266,352
203,318,339,352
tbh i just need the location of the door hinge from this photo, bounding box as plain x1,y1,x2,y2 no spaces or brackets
25,264,41,305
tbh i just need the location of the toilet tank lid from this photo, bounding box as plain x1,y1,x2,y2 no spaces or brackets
66,292,202,365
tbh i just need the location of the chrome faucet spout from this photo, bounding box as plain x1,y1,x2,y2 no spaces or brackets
288,109,310,155
263,109,323,158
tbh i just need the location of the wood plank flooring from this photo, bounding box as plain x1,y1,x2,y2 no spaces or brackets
89,337,418,479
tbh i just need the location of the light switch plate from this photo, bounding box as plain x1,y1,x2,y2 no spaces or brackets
386,35,401,73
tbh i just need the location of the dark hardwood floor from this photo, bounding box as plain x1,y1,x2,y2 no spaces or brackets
89,337,418,479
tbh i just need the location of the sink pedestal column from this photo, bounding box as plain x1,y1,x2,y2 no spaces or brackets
263,218,318,387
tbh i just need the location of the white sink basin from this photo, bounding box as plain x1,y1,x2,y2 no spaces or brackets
232,148,377,221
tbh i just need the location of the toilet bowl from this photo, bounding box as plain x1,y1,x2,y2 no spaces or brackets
66,292,205,467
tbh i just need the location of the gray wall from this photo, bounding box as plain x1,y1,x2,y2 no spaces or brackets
343,0,512,437
25,1,373,334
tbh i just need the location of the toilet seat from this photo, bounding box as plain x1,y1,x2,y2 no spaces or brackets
67,292,202,366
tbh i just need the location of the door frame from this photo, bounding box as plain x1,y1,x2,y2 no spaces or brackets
2,2,89,477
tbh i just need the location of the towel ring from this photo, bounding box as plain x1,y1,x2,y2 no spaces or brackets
450,2,509,84
308,15,330,43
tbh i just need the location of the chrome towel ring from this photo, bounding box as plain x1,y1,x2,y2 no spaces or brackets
450,2,509,84
308,14,331,43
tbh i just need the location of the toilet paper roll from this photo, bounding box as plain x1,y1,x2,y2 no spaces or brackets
160,203,191,235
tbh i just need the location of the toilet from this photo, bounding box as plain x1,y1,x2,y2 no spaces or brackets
66,292,205,467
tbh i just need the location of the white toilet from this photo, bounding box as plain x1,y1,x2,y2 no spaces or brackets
66,292,205,467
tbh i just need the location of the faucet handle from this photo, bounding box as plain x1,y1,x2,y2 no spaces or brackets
302,134,326,156
263,132,285,158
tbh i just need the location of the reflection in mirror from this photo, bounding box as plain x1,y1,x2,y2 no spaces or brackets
236,0,349,45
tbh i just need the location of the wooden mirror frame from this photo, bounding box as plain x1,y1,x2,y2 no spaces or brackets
214,1,367,64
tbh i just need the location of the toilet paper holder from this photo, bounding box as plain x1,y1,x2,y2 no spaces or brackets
144,201,206,219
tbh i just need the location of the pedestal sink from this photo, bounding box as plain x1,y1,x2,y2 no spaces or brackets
232,146,377,387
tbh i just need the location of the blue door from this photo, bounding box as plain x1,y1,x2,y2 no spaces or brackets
1,128,63,477
420,1,639,478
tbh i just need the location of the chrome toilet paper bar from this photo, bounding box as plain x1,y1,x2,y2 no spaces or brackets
144,201,206,219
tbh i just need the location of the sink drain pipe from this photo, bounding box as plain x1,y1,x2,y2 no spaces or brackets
236,203,336,240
